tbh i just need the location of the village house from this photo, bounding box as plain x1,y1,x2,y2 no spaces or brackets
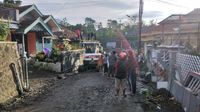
0,7,19,40
142,8,200,55
0,4,62,57
141,9,200,112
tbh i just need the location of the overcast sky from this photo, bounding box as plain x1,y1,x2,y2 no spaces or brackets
1,0,200,25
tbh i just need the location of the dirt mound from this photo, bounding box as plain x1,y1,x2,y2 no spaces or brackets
142,88,185,112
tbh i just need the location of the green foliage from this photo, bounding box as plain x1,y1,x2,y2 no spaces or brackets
49,47,62,62
71,42,80,50
60,17,70,27
85,17,95,25
3,0,22,7
86,24,96,34
0,21,9,41
53,39,72,51
96,28,117,47
36,46,63,63
107,19,118,28
84,17,96,36
36,51,46,61
63,41,71,51
67,24,85,31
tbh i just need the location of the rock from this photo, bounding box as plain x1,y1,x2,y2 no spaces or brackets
57,74,66,79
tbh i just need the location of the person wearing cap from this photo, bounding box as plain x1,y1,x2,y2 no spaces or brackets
114,51,128,97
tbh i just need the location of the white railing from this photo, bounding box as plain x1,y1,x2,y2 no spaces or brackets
176,53,200,81
184,72,200,95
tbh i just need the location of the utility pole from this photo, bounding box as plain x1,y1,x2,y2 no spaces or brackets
197,22,200,51
138,0,143,56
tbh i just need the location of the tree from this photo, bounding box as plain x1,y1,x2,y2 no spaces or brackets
84,17,96,39
3,0,22,7
97,22,103,30
85,17,95,26
60,17,70,27
96,28,117,47
127,15,137,24
107,19,120,29
149,20,157,26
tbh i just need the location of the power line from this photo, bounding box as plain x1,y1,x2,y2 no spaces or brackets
149,0,190,9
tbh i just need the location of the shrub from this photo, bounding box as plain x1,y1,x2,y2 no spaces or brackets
49,47,62,62
36,52,46,61
0,20,10,41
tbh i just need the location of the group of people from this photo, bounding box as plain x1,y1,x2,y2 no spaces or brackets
97,50,140,97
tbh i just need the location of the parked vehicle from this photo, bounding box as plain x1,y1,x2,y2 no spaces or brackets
80,41,103,69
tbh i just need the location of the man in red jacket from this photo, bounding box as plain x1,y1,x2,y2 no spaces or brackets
114,51,128,97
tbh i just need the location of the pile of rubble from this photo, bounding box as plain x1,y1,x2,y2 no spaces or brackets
142,88,185,112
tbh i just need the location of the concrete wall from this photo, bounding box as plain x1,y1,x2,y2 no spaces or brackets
0,42,20,103
34,62,61,73
171,80,200,112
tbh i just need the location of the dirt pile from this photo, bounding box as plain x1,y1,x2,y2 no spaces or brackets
0,66,57,111
142,88,185,112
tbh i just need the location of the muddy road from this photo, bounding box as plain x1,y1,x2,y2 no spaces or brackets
14,72,144,112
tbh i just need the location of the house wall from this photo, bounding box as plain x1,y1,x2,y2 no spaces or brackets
27,32,36,56
162,33,198,48
0,42,20,103
143,32,199,50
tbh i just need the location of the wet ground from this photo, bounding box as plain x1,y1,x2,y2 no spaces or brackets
13,72,144,112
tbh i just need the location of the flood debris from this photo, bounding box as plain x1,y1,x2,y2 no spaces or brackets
142,88,185,112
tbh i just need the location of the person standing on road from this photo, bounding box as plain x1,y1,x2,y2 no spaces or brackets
127,49,140,95
108,51,117,77
103,53,109,76
114,52,128,97
97,55,104,72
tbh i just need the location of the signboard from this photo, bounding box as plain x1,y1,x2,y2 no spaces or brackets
106,42,116,49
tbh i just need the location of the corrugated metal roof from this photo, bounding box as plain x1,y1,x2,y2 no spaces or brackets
16,5,32,13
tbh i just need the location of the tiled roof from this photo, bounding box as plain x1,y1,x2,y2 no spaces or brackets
142,8,200,37
142,23,180,36
17,18,37,32
54,28,77,39
158,14,183,24
187,8,200,15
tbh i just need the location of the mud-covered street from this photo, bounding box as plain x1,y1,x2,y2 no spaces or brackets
14,72,144,112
